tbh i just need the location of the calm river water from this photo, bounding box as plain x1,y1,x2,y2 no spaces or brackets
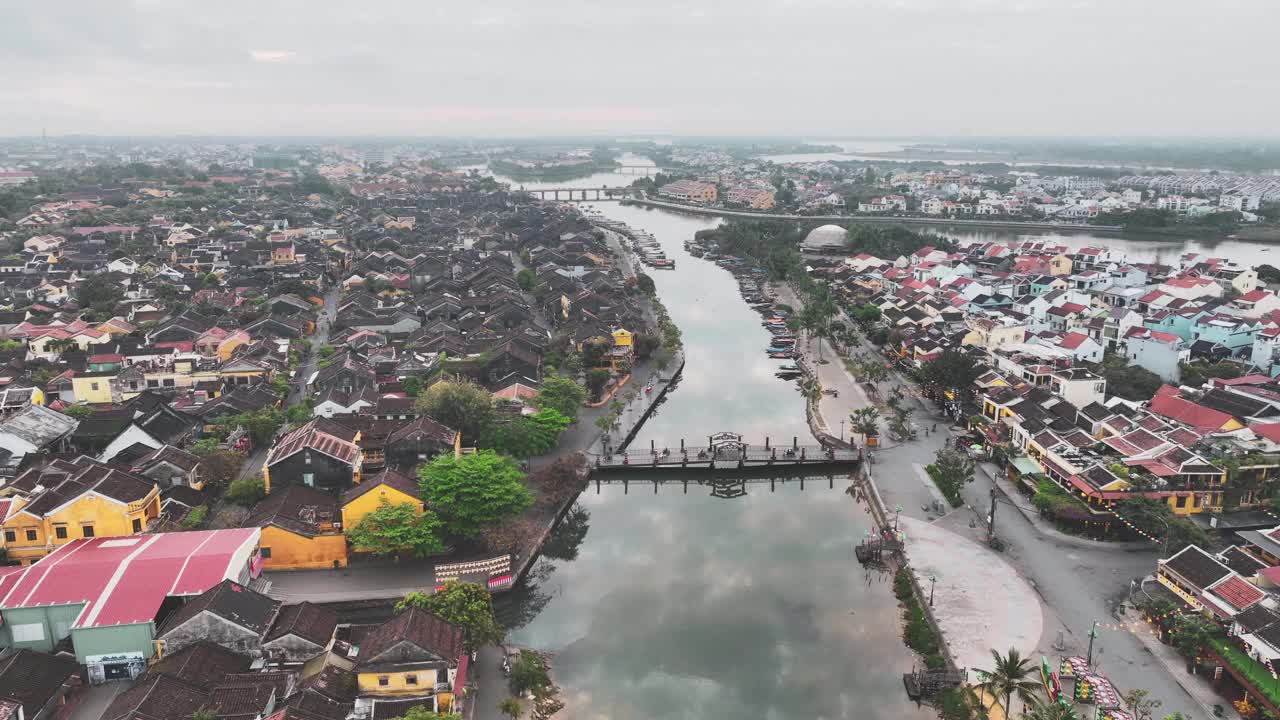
494,173,933,718
488,161,1275,718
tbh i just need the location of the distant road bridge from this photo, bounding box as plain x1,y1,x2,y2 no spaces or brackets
614,165,668,175
516,187,633,202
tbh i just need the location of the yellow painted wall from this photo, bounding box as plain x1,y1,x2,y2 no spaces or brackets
357,669,443,696
1,487,159,563
71,377,114,404
259,525,348,570
611,329,633,347
216,337,251,361
1049,255,1072,276
342,491,422,533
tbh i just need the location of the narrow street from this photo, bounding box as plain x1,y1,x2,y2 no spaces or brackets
778,282,1210,718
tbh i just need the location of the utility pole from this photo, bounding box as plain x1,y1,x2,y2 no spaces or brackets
1086,620,1099,666
929,575,937,607
987,485,998,539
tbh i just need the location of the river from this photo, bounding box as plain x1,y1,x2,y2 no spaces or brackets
488,162,1280,718
495,191,934,720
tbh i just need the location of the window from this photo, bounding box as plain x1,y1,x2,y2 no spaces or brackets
305,452,312,465
132,518,142,533
3,530,14,543
378,676,389,687
1175,495,1187,509
82,525,95,538
303,473,315,487
54,526,67,539
25,529,37,542
260,546,272,559
405,675,417,686
90,382,100,391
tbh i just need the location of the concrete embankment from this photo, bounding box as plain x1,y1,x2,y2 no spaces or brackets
623,198,1124,233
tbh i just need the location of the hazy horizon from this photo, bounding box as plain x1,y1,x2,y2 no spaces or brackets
4,0,1278,138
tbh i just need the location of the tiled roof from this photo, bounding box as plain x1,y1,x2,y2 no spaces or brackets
158,580,280,638
265,602,338,647
1163,545,1232,591
357,607,465,666
1208,575,1265,611
341,468,420,505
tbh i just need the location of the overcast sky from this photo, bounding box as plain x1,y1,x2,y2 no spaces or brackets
2,0,1277,138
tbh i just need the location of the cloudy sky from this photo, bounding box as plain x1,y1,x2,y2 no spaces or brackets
2,0,1277,138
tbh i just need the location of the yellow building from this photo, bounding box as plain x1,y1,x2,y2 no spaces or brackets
355,607,467,714
70,372,116,404
0,463,160,564
341,470,422,534
249,485,348,570
272,244,297,265
611,329,633,348
1049,254,1073,276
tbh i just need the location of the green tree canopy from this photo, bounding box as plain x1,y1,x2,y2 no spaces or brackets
515,268,537,292
920,349,981,396
397,580,504,652
533,376,586,421
76,274,124,313
417,450,532,537
61,404,95,420
394,706,462,720
479,408,571,458
345,500,444,559
414,380,495,443
225,475,267,506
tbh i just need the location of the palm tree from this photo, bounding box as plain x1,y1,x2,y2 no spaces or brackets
976,648,1041,720
1019,697,1079,720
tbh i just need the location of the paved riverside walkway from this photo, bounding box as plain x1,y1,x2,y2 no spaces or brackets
898,516,1044,674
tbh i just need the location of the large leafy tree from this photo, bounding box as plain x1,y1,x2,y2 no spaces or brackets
533,375,587,421
928,448,975,507
345,500,444,559
76,274,124,314
975,648,1040,720
397,580,504,652
414,380,495,443
418,450,532,537
920,349,981,398
480,408,571,458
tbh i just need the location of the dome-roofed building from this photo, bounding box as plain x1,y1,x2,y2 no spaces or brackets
802,224,848,252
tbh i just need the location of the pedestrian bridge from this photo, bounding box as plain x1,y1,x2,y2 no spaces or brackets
592,431,862,474
588,465,859,499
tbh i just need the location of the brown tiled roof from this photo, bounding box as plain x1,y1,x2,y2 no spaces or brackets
249,485,340,538
386,415,458,450
211,682,278,720
158,580,280,637
103,674,210,720
1164,546,1233,591
341,468,420,505
0,649,78,719
264,602,338,647
149,640,252,689
357,607,465,666
266,419,361,467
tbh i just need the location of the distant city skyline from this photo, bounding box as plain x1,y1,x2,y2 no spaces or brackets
3,0,1278,138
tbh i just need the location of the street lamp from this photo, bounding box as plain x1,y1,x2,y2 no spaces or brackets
894,504,904,532
840,419,845,442
929,575,937,607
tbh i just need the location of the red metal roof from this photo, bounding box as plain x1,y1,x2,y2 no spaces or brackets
0,529,259,629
